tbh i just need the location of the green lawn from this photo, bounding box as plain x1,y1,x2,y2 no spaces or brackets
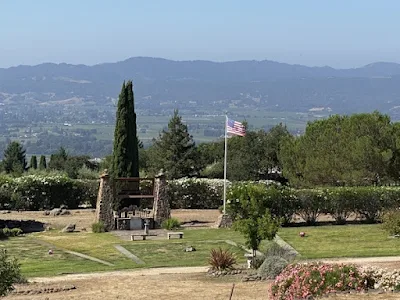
0,228,253,277
0,237,106,277
279,224,400,259
124,229,251,268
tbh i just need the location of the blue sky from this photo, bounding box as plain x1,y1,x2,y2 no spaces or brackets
0,0,399,68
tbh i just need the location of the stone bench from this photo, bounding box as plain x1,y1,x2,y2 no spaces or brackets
167,232,184,239
131,234,148,241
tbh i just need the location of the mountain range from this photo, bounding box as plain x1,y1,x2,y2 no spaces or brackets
1,57,400,116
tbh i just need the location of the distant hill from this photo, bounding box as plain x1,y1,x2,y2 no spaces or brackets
1,57,400,116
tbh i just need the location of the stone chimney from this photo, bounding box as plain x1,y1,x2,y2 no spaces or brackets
95,170,115,231
152,170,171,227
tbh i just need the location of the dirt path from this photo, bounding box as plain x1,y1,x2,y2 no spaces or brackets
318,256,400,264
29,255,400,284
30,266,209,283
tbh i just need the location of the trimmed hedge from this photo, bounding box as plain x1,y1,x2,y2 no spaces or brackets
168,178,225,209
0,175,98,210
227,184,400,225
168,178,279,209
1,175,400,224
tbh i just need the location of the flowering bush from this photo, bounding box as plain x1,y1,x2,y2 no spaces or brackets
270,263,370,300
0,175,98,210
168,178,226,209
361,266,400,292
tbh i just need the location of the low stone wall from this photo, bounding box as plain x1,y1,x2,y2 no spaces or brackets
0,219,45,233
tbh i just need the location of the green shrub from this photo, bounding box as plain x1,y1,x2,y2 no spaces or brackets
272,187,299,226
1,228,22,238
295,189,325,225
0,175,12,187
76,179,99,208
353,187,384,223
76,165,99,180
381,209,400,236
168,178,225,209
209,248,236,270
12,175,81,209
326,187,357,224
91,221,106,233
0,175,99,210
10,228,23,237
161,218,181,230
2,228,11,237
0,249,22,297
264,243,297,262
0,187,11,209
258,256,288,279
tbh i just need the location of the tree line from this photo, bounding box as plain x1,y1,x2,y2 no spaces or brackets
2,79,400,188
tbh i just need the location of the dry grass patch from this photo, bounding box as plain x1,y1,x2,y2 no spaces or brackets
171,209,220,225
5,273,268,300
0,209,95,230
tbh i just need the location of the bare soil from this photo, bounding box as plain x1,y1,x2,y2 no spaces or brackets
171,209,220,227
6,272,268,300
6,271,400,300
0,209,96,230
0,209,221,231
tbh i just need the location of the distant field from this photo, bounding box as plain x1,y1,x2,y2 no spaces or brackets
64,111,322,143
0,111,328,156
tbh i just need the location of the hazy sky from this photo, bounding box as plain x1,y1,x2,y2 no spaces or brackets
1,0,399,68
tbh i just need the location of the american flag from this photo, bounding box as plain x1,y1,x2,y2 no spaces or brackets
226,118,246,136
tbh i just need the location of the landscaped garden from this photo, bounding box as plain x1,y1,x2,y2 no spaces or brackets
1,227,253,278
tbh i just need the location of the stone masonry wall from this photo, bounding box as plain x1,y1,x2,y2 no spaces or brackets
152,172,171,228
95,173,115,231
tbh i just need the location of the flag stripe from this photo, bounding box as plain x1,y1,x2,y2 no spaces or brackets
226,119,246,136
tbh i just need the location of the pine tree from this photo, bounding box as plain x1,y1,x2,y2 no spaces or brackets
29,155,38,170
39,155,47,170
149,109,198,179
112,81,139,178
2,141,27,174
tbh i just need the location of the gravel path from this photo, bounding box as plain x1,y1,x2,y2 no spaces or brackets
316,256,400,264
114,245,145,264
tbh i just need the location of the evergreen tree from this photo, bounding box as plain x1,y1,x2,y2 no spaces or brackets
39,155,47,170
48,147,68,170
112,81,139,177
29,155,38,170
148,109,198,179
280,111,396,186
2,141,27,174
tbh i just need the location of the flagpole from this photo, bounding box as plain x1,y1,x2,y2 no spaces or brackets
223,115,228,215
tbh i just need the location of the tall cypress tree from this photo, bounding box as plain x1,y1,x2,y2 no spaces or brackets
30,155,38,169
39,155,47,170
112,81,139,178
